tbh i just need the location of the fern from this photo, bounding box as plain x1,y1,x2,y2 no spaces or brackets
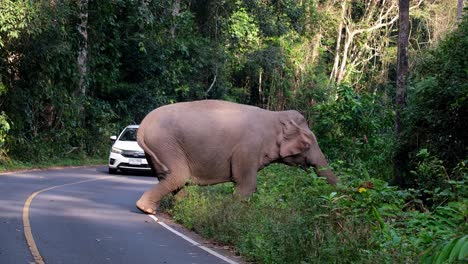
421,235,468,263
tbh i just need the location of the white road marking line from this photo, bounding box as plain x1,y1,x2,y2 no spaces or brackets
148,215,239,264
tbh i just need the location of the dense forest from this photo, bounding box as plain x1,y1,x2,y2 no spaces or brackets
0,0,467,263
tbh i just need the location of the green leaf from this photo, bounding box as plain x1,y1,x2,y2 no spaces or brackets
448,235,467,262
372,206,385,229
416,148,429,158
434,238,457,264
459,238,468,260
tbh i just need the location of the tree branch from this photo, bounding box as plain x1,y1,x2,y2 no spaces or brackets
205,74,217,96
354,0,423,36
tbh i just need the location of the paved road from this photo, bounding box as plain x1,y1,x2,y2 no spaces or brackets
0,166,236,264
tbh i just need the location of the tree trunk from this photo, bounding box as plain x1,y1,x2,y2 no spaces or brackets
458,0,464,19
304,0,311,33
336,31,354,84
395,0,409,136
76,0,88,97
311,33,322,64
250,74,260,106
170,0,181,39
393,0,410,186
330,1,347,83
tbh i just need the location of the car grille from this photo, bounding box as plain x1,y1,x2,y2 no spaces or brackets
121,151,146,158
118,163,151,169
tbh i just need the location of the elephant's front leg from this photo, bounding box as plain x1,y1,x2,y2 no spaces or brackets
136,165,189,214
231,154,258,197
234,176,257,197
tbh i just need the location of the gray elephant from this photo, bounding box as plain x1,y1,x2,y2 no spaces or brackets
136,100,337,214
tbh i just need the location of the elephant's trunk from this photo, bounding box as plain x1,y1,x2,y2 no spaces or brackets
308,149,338,185
315,166,338,185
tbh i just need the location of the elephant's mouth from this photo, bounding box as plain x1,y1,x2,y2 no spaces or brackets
299,164,310,172
299,157,312,172
281,155,309,170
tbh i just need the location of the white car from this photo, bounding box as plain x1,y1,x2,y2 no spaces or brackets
108,125,151,174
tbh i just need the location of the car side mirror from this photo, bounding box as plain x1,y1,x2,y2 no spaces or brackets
110,135,117,142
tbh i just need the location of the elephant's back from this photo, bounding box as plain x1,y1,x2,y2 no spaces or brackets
156,100,263,114
146,100,269,130
140,99,271,150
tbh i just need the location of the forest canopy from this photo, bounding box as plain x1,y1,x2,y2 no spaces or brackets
1,0,463,162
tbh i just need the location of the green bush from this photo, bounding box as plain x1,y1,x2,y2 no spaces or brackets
166,164,466,263
311,85,395,181
0,111,10,162
408,149,467,208
6,96,116,163
403,14,467,173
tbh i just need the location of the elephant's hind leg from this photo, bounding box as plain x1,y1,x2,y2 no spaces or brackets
136,164,190,215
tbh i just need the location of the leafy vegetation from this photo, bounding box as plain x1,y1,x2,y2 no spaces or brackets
165,163,466,263
0,0,466,262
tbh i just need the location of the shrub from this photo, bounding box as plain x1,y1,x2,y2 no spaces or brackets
0,111,10,162
408,149,468,208
311,85,395,181
166,164,467,263
402,14,467,173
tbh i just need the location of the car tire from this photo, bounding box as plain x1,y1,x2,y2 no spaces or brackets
108,168,118,174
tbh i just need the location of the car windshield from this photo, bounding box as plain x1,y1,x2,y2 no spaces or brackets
119,128,138,141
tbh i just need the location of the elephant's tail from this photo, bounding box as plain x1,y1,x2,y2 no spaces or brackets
137,126,170,176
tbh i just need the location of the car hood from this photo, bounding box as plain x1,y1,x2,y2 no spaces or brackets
113,141,144,152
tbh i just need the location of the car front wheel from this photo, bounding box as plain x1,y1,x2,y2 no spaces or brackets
108,168,118,174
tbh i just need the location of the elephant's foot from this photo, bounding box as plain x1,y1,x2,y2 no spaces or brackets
136,200,158,215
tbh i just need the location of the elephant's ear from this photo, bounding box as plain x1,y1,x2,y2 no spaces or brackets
279,120,313,158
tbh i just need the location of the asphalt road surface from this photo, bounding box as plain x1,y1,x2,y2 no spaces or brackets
0,166,238,264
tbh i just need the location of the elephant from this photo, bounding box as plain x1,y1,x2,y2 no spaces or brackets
136,100,337,214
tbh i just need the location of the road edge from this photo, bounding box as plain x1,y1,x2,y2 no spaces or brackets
151,212,247,264
0,164,105,175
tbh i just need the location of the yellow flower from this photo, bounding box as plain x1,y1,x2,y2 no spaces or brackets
358,187,367,193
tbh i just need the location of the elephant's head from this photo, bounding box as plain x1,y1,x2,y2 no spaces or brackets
278,111,338,185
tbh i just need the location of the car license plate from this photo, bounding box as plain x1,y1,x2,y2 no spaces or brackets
129,158,142,165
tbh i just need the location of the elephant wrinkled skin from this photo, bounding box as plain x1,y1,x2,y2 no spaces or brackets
136,100,337,214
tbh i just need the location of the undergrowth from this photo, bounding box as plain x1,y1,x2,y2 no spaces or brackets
163,163,467,263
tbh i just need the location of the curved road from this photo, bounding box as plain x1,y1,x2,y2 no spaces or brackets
0,166,238,264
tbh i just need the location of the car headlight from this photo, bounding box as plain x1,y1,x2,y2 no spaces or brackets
111,147,123,154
